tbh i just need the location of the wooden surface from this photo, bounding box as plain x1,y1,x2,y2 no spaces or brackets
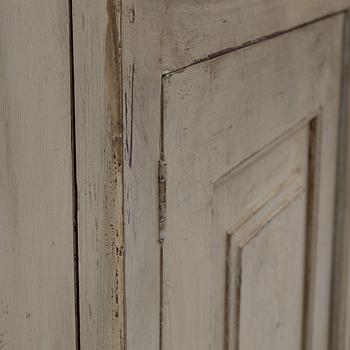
0,1,76,349
0,2,349,349
330,11,350,350
162,16,343,350
239,195,305,350
162,0,350,71
72,0,125,349
122,0,163,348
219,128,309,350
220,128,308,350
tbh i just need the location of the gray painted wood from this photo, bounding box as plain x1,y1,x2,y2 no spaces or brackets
1,1,349,349
239,195,306,350
72,0,125,349
122,0,163,348
330,11,350,350
162,0,350,71
73,3,350,349
162,17,343,350
221,127,309,350
0,1,76,349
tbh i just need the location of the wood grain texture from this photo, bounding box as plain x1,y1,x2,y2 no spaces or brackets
72,0,124,348
0,1,76,349
122,0,163,348
162,0,350,71
162,16,343,350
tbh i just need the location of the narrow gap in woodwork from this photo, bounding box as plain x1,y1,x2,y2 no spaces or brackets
68,0,81,348
302,117,321,350
234,248,242,350
163,10,345,78
129,63,135,168
329,11,350,350
159,76,166,350
121,11,128,350
224,234,232,350
224,240,242,350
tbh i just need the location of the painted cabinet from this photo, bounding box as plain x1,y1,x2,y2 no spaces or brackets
1,1,350,350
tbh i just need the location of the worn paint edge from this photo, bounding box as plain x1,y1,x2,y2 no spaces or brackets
159,75,166,350
105,0,125,348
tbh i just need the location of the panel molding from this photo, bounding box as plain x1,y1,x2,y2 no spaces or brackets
214,112,320,186
222,118,321,350
225,188,305,350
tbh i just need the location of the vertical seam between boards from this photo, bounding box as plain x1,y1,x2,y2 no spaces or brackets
68,0,81,349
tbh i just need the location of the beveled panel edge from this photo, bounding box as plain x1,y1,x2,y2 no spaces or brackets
223,117,322,350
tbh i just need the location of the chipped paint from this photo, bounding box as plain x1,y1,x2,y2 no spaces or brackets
105,0,125,348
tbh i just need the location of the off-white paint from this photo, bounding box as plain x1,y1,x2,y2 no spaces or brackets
0,1,76,349
162,17,342,350
1,1,350,349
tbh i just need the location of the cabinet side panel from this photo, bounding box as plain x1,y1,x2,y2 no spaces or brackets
0,1,76,349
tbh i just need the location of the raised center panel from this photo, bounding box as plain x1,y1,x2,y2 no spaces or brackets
162,16,343,350
214,125,311,349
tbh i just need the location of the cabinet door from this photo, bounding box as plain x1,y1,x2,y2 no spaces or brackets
162,16,343,350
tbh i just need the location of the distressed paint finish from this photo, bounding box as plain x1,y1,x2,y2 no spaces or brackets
73,0,163,347
73,0,124,348
71,0,350,348
1,0,350,349
122,0,163,348
0,0,76,349
162,0,350,71
162,17,343,350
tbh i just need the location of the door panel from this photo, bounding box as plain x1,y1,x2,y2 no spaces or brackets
162,16,343,350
